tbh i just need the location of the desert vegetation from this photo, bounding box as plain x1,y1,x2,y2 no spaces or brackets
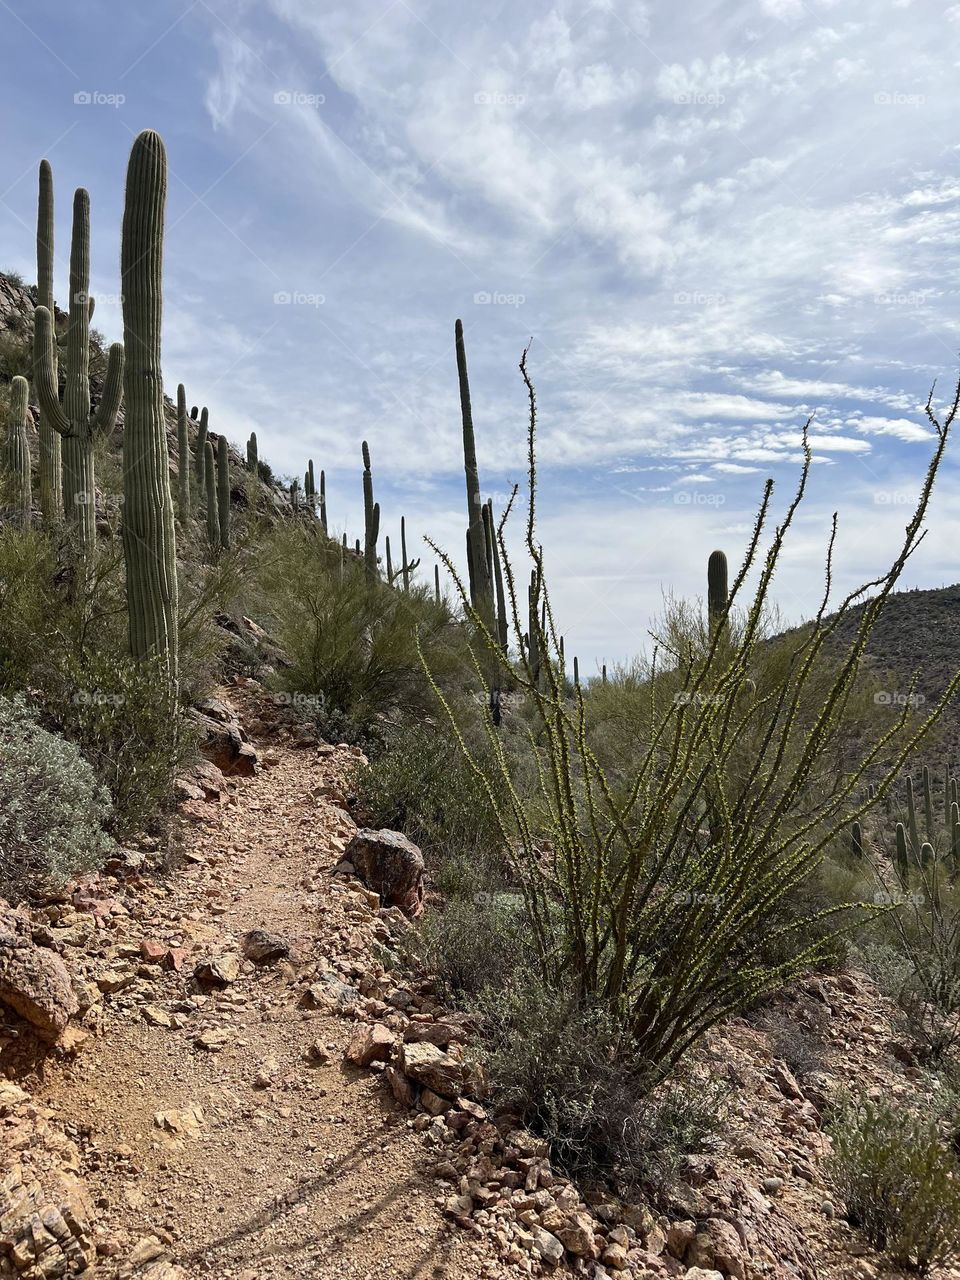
3,129,960,1273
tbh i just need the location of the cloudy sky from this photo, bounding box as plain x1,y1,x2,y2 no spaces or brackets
2,0,959,669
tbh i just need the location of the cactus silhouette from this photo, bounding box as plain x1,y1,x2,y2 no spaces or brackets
176,384,191,524
204,440,218,549
216,435,230,550
119,130,179,682
708,550,728,634
5,376,31,529
35,160,62,526
33,176,124,552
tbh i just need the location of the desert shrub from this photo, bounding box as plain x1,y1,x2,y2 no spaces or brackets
0,695,114,902
2,269,25,288
826,1094,960,1273
0,531,203,838
411,887,532,1000
252,525,477,737
426,351,960,1082
474,970,726,1197
753,1003,829,1080
355,720,506,867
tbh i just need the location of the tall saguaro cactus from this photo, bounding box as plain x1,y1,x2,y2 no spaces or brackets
5,376,32,529
120,130,179,683
176,383,191,523
33,180,124,552
319,469,327,533
196,407,209,487
204,440,218,549
708,549,729,635
362,440,379,577
216,435,230,550
247,432,258,474
455,319,492,615
35,160,62,525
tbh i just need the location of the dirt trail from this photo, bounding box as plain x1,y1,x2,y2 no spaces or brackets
34,728,507,1280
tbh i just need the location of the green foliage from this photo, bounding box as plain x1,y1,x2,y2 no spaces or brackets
473,968,727,1197
253,524,476,739
0,695,114,903
826,1094,960,1273
424,350,960,1079
355,721,505,867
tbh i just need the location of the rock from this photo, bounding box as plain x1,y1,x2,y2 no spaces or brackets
142,1005,174,1029
306,1040,332,1065
194,953,240,987
601,1243,628,1269
345,1022,396,1067
254,1057,281,1088
242,929,290,965
188,697,259,777
763,1175,784,1195
444,1194,474,1221
140,940,167,963
665,1218,696,1258
555,1211,596,1256
344,828,425,916
531,1228,565,1267
0,903,79,1042
154,1106,205,1138
385,1065,415,1108
400,1041,467,1097
687,1219,745,1280
403,1018,470,1048
771,1062,804,1100
195,1028,232,1051
684,1271,725,1280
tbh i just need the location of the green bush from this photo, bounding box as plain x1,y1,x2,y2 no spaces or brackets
826,1094,960,1273
474,969,726,1197
0,695,114,902
355,721,505,868
411,886,532,1000
253,525,477,738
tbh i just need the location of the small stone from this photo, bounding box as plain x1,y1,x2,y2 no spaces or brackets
142,1005,174,1029
193,954,240,987
763,1176,784,1195
242,929,290,965
821,1200,836,1219
602,1243,628,1270
195,1027,232,1051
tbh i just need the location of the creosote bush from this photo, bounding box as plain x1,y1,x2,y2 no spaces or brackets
826,1094,960,1273
0,695,115,902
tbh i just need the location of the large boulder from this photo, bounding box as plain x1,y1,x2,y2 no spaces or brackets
345,829,425,916
0,902,78,1042
187,695,258,777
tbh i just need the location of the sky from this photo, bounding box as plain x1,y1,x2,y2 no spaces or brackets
2,0,960,671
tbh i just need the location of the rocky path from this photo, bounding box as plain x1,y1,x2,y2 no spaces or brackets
30,728,507,1280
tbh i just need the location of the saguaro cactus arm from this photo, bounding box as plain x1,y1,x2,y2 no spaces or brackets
92,343,124,434
32,307,69,434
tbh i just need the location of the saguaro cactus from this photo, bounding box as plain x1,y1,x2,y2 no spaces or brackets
5,376,32,528
120,130,179,682
319,469,327,533
306,459,315,509
35,160,62,525
204,440,218,548
176,384,191,523
246,432,258,474
216,435,230,550
362,440,379,577
708,550,728,635
33,180,124,552
196,407,209,487
455,319,492,614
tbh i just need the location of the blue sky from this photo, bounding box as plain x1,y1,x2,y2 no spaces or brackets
2,0,960,671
